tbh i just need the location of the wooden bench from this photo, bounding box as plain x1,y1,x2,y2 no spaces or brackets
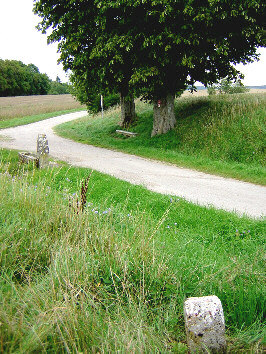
116,129,138,137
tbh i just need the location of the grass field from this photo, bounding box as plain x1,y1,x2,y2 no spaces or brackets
55,92,266,185
0,94,85,128
0,91,265,351
0,148,265,352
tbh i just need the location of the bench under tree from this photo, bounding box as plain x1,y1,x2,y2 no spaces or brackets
115,129,138,137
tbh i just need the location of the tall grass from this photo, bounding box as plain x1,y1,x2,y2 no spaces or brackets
174,94,265,164
55,93,266,184
0,149,265,352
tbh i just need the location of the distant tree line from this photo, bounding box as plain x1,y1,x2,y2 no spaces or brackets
207,78,249,95
49,75,71,95
0,59,70,97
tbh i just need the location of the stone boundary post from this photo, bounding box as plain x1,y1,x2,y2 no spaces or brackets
184,295,226,353
37,134,49,167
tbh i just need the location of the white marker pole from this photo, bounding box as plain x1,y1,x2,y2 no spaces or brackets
101,95,104,118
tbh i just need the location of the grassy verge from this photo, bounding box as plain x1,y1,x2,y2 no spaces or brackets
0,108,86,129
55,93,266,185
0,148,265,352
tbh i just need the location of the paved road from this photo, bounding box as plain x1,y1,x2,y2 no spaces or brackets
0,111,265,219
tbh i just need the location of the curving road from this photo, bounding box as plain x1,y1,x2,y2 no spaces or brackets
0,111,265,219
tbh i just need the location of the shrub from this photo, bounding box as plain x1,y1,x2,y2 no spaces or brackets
219,78,249,94
69,79,120,113
87,93,120,113
207,86,216,95
207,78,249,96
48,80,70,95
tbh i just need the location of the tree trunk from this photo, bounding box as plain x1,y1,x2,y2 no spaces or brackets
151,93,176,137
120,92,136,128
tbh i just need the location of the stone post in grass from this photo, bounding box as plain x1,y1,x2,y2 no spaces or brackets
37,134,49,167
184,295,227,353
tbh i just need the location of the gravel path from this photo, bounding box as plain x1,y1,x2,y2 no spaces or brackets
0,111,265,219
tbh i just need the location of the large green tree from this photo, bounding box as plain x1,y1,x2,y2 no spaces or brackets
104,0,265,135
34,0,265,135
34,0,137,127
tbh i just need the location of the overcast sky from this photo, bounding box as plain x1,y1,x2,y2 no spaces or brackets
0,0,265,85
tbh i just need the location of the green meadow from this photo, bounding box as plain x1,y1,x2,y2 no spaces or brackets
56,93,266,185
0,148,265,352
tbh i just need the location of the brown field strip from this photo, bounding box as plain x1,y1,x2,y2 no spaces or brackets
181,88,266,97
0,94,85,120
1,90,265,121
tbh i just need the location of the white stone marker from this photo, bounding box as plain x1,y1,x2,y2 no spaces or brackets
37,134,49,167
184,295,226,353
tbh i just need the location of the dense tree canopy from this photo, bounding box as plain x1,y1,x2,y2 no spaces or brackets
0,59,50,97
34,0,265,135
113,0,265,97
48,76,71,95
0,59,71,97
34,0,137,125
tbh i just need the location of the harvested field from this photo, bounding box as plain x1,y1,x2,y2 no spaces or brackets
182,88,266,97
0,94,85,121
